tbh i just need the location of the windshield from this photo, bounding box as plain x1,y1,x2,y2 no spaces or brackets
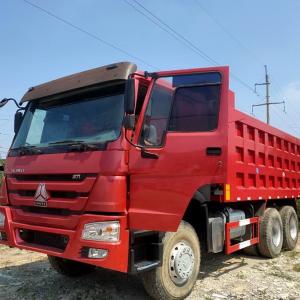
12,92,124,150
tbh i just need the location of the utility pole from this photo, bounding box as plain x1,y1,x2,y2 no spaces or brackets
252,65,285,124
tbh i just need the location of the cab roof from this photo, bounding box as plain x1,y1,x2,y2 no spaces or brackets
21,62,137,103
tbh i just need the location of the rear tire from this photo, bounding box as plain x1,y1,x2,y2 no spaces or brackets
48,256,95,277
258,208,283,258
141,221,200,300
279,206,298,251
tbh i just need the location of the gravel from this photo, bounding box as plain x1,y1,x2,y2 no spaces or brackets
0,238,300,300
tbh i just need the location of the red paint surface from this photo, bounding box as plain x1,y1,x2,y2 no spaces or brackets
1,65,299,272
0,206,129,272
225,217,259,254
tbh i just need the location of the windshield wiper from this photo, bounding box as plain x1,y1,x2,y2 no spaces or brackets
49,140,98,151
49,140,84,145
13,145,43,156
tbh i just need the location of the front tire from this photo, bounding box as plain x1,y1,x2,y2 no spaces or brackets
48,256,95,277
279,206,298,250
141,221,200,300
258,208,283,258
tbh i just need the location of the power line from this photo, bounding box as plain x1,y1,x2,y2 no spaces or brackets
25,0,258,96
194,1,300,132
195,0,265,66
22,0,158,70
126,0,258,95
125,0,219,65
265,70,300,129
252,65,285,125
270,106,299,136
270,75,300,118
123,0,203,58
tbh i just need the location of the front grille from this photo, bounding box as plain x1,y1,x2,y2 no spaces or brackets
9,173,97,182
12,190,88,199
17,190,35,197
21,206,71,216
7,173,96,217
19,229,69,251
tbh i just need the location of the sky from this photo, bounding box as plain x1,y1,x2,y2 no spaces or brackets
1,0,300,157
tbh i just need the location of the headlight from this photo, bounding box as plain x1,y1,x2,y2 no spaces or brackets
82,221,120,242
0,212,5,227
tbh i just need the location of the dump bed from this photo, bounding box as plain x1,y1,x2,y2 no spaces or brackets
226,91,300,202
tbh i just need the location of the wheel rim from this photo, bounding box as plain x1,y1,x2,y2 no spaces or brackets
169,240,195,286
290,215,298,241
272,218,282,247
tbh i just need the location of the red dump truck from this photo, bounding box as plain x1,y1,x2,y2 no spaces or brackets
0,62,299,299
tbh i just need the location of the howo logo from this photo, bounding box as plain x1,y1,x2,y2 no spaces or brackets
34,183,49,207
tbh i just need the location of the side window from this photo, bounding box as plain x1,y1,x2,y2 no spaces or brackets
135,84,148,117
140,79,173,147
169,85,220,132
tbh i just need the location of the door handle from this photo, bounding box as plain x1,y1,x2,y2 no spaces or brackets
206,147,222,156
141,149,159,159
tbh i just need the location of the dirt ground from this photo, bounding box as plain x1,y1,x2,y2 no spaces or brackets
0,239,300,300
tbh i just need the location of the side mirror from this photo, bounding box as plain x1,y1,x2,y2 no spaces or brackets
0,165,4,172
124,78,135,114
0,99,9,108
124,114,135,130
14,111,23,133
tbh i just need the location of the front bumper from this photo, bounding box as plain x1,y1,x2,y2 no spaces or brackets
0,206,129,273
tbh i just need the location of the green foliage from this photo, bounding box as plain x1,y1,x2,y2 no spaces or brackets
293,263,300,272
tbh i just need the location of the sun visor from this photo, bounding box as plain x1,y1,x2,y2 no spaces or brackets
21,62,137,103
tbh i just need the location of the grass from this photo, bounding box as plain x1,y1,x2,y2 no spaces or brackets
269,265,293,280
285,251,300,259
293,263,300,272
269,270,293,281
236,272,246,279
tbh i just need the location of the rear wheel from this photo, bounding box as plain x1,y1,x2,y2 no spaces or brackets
141,221,200,300
48,256,95,277
279,206,298,251
258,208,283,258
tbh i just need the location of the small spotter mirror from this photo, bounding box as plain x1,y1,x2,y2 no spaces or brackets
124,78,135,114
0,99,9,108
14,111,23,133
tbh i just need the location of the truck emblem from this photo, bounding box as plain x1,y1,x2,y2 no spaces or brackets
34,183,49,207
72,174,81,180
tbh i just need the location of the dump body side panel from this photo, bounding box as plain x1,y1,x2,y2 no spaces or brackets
227,92,300,202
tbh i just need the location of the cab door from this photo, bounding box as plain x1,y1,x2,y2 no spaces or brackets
128,67,229,231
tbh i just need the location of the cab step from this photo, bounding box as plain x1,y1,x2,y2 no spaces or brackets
134,260,161,272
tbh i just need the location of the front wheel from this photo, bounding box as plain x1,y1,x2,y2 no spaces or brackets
141,221,200,300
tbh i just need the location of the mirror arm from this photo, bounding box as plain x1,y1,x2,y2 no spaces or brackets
0,98,24,109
